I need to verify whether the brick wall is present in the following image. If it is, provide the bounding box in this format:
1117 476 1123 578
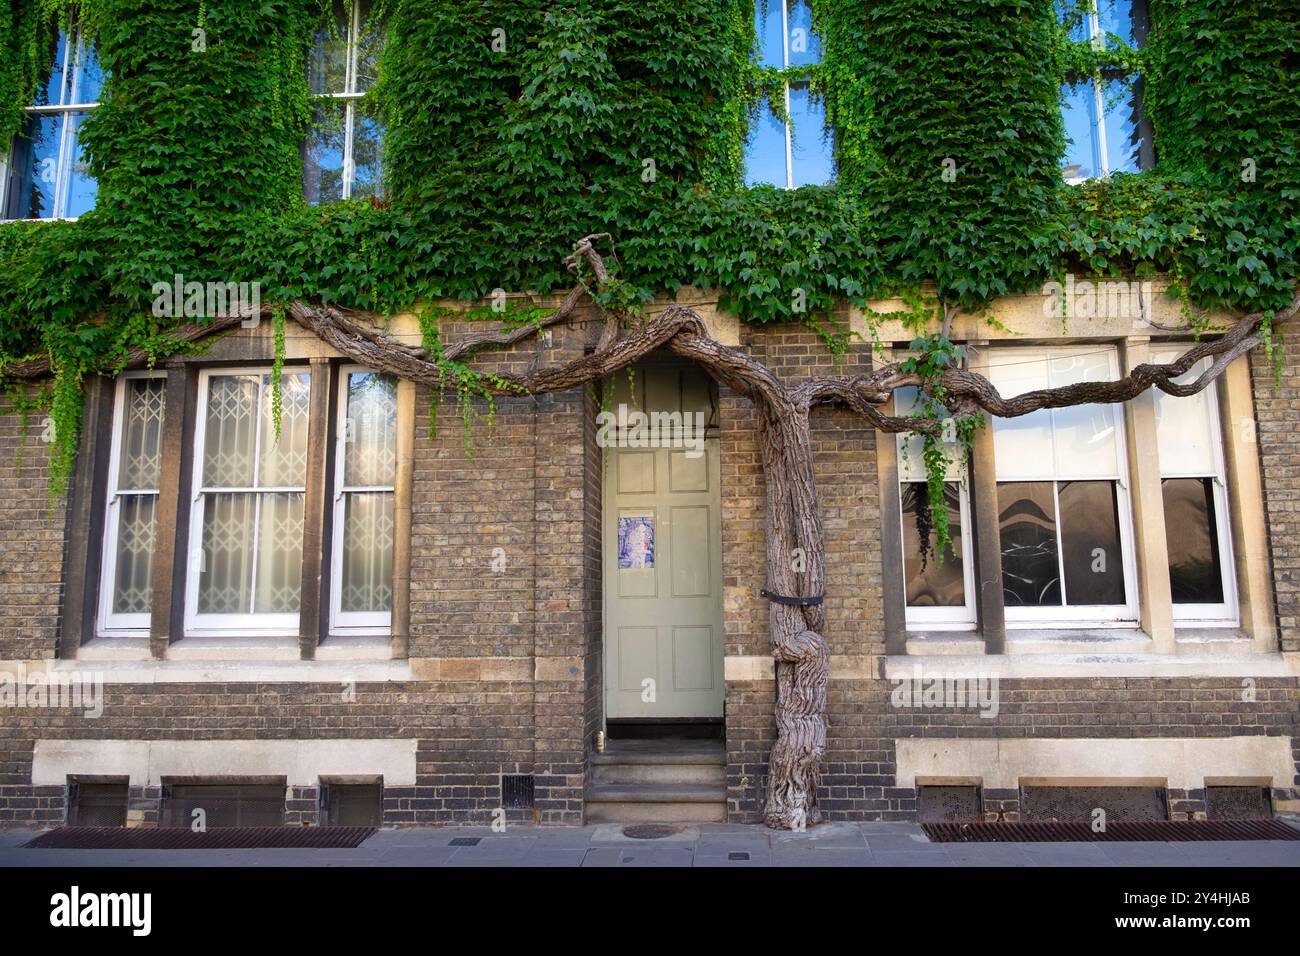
0 393 67 662
1251 347 1298 653
0 321 1296 828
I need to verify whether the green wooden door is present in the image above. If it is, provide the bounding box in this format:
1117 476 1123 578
603 367 723 719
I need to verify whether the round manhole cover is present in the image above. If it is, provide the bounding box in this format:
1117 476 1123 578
622 824 684 840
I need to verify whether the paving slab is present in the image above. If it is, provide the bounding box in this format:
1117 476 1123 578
864 832 943 853
693 847 773 867
1015 842 1115 867
772 847 874 867
769 822 867 849
870 850 956 867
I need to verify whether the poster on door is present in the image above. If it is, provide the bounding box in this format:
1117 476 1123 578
617 515 655 569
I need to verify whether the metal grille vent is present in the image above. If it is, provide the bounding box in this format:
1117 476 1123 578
24 827 375 850
502 774 535 809
923 820 1300 843
1022 786 1167 823
162 784 285 828
324 783 384 827
68 783 128 827
917 785 981 823
1206 786 1271 821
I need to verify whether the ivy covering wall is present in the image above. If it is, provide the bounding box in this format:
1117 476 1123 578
0 0 1296 491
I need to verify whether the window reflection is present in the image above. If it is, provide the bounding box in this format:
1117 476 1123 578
901 483 966 608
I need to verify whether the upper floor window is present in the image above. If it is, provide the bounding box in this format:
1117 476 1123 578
303 0 385 204
1152 349 1238 625
1 28 101 221
1059 0 1152 182
895 387 976 631
988 347 1139 626
744 1 833 188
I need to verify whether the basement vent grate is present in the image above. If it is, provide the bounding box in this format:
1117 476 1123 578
922 820 1300 843
449 837 481 847
502 774 535 809
1206 786 1271 821
23 826 375 850
917 785 981 823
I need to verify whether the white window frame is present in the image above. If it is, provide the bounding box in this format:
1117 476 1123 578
749 0 826 190
0 27 100 222
1061 2 1146 184
898 477 978 631
990 346 1141 628
894 388 978 630
1151 349 1239 627
97 371 165 637
184 367 308 637
308 0 374 202
329 365 395 636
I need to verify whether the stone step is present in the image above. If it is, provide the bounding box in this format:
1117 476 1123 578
590 761 726 786
584 783 727 824
590 740 726 766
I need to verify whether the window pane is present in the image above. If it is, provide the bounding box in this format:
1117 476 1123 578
198 492 256 613
302 101 346 205
901 482 965 608
1098 0 1148 48
354 0 384 93
308 0 351 95
989 354 1055 480
5 112 65 220
754 0 784 65
1058 480 1126 605
998 481 1061 607
202 376 259 487
254 492 304 613
32 31 68 108
258 372 311 487
785 0 821 66
1163 478 1224 604
344 372 397 486
69 38 103 104
1102 75 1142 174
895 386 964 481
112 495 156 614
118 378 165 490
341 492 394 613
1153 355 1217 475
1061 81 1100 182
788 83 832 187
63 110 97 218
744 104 787 187
351 111 385 200
1049 351 1119 477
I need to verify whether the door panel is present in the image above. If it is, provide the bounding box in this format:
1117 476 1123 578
604 370 723 719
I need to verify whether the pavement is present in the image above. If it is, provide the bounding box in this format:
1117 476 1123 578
2 821 1299 867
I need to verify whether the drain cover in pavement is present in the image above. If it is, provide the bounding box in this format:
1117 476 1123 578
448 837 482 847
622 824 684 840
